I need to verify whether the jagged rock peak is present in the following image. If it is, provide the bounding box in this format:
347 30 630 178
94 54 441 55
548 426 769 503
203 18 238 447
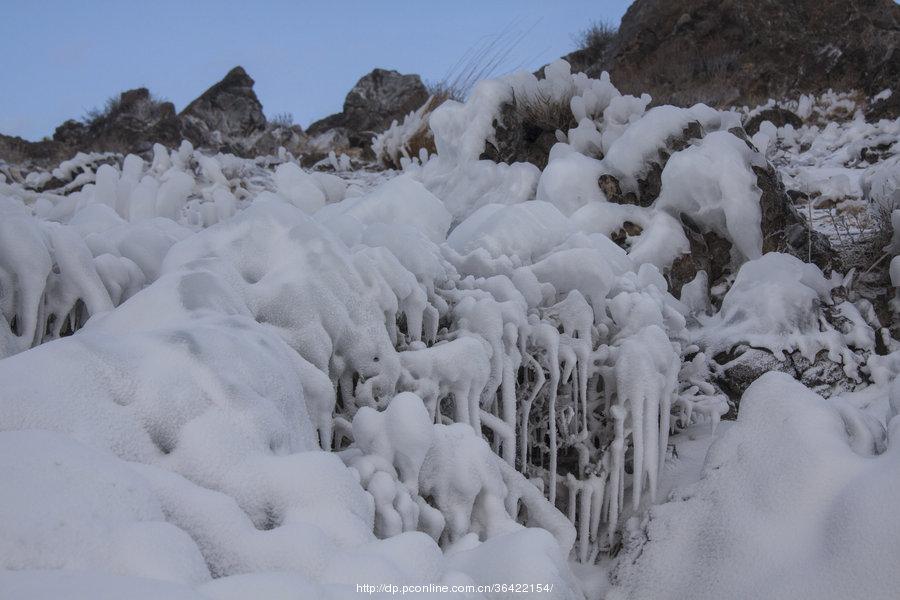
179 65 267 147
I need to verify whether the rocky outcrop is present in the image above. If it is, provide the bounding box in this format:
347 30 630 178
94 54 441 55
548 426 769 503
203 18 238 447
0 65 436 166
307 69 429 150
744 136 836 269
1 88 181 167
80 87 182 153
179 66 267 153
0 135 67 169
566 0 900 116
662 127 837 295
0 67 293 165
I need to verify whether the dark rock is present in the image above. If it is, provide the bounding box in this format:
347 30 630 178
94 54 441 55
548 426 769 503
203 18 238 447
52 120 87 146
717 344 865 408
667 214 733 297
744 107 803 135
83 87 181 154
307 69 429 150
179 66 267 151
715 345 795 403
610 221 645 248
753 159 836 271
789 350 855 397
251 124 306 157
630 121 703 207
636 162 663 206
480 101 572 169
865 91 900 121
0 134 67 168
599 174 627 202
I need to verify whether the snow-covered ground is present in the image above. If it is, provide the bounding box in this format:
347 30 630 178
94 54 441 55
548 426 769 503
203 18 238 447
1 61 898 599
746 91 899 255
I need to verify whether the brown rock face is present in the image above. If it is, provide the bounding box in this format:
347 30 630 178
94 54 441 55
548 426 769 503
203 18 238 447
566 0 900 114
0 135 67 168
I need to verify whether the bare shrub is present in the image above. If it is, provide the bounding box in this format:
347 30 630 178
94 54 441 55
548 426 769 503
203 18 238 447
572 20 618 56
430 18 536 101
82 96 122 126
270 112 295 127
82 91 171 128
513 86 577 134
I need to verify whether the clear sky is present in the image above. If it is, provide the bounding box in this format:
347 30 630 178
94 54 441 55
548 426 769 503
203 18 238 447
0 0 632 141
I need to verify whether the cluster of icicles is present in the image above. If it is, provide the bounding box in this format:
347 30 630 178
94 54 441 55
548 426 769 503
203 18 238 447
339 238 729 560
1 152 728 563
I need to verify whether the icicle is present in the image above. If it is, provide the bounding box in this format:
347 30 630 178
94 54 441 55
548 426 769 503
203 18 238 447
577 476 594 563
607 404 626 543
588 470 607 544
566 474 579 523
643 374 660 504
480 410 514 459
520 353 546 471
625 376 646 510
657 355 679 490
500 355 517 465
547 353 560 505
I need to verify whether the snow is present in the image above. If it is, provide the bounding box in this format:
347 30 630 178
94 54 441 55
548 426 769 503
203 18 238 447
609 373 900 600
656 130 765 261
601 104 735 194
737 90 900 252
698 253 873 376
1 59 899 599
536 147 606 216
447 201 574 259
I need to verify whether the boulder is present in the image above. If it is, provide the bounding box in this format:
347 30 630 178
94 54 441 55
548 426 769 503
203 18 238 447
715 345 795 408
668 215 732 297
307 69 429 149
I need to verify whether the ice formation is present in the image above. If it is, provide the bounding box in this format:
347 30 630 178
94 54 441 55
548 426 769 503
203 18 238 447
608 373 899 600
1 59 898 599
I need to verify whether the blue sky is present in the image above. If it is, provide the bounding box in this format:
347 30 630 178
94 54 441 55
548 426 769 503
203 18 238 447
0 1 631 141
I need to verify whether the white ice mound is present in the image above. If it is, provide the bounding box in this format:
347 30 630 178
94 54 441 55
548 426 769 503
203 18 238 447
447 201 574 260
699 253 874 369
609 372 898 600
655 130 765 261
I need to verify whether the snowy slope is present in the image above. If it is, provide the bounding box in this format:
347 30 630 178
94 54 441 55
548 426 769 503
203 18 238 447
1 60 899 599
